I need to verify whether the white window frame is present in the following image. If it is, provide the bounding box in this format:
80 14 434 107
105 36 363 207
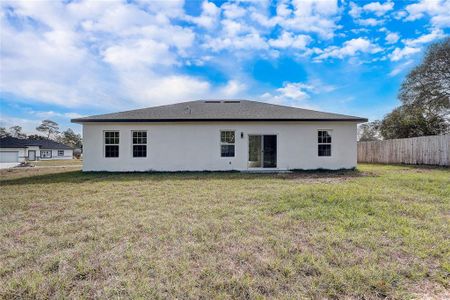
104 131 120 158
132 130 147 158
220 130 235 158
40 150 52 158
58 150 64 156
318 129 332 157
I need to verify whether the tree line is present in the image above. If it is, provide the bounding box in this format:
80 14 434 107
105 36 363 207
0 120 82 149
358 38 449 141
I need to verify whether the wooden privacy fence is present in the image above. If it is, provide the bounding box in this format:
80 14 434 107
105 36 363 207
357 134 450 166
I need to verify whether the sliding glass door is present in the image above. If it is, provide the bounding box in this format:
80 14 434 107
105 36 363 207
248 135 277 168
263 135 277 168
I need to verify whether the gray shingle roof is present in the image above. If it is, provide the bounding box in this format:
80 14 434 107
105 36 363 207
0 137 73 149
71 100 368 123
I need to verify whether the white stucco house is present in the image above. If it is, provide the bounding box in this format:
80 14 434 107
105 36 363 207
72 100 367 172
0 137 74 163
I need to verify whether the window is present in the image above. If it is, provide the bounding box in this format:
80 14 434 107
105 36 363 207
58 150 64 156
40 150 52 158
220 130 235 157
104 131 119 158
132 131 147 157
318 130 332 157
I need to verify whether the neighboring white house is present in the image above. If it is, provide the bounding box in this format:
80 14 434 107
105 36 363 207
0 137 74 163
72 100 368 172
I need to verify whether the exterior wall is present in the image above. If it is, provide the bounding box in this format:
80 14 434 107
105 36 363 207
0 148 27 162
82 122 358 172
38 149 73 160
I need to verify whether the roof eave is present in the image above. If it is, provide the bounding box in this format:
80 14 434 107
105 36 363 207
0 145 26 148
72 118 368 123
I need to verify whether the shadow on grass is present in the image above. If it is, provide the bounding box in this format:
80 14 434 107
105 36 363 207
0 168 368 186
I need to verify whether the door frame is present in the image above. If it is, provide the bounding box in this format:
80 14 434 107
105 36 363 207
28 150 36 161
247 134 278 169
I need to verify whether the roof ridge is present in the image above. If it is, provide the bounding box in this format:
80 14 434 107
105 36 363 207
241 99 363 119
80 100 201 119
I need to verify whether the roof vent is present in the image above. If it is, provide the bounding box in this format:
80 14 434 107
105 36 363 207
204 100 221 103
224 100 240 103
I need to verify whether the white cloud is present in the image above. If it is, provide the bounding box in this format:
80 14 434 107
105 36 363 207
405 0 441 20
201 6 272 53
80 2 196 51
0 115 42 134
308 79 337 93
222 2 246 19
385 32 400 44
187 0 220 29
349 2 362 18
389 47 421 61
362 1 394 17
315 38 382 60
27 110 84 120
77 2 156 33
221 19 248 36
431 13 450 28
250 0 341 39
350 28 370 34
350 1 394 17
263 79 336 106
276 1 291 18
135 0 185 19
282 0 340 39
387 29 446 63
204 31 268 52
277 82 314 100
404 29 446 47
389 60 414 76
268 31 312 49
64 112 85 119
219 80 247 97
388 29 446 62
115 72 211 106
349 1 393 27
393 10 407 20
103 40 175 69
357 18 383 26
405 0 450 27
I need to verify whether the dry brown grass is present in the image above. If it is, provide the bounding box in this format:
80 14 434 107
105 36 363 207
32 159 83 167
0 163 449 299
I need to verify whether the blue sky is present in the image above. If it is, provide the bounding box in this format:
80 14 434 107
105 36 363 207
0 0 449 134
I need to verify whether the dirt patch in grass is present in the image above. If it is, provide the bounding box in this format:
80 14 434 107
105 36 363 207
409 281 450 299
0 164 449 298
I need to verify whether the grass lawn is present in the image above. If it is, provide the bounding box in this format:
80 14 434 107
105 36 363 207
31 159 83 167
0 163 449 299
